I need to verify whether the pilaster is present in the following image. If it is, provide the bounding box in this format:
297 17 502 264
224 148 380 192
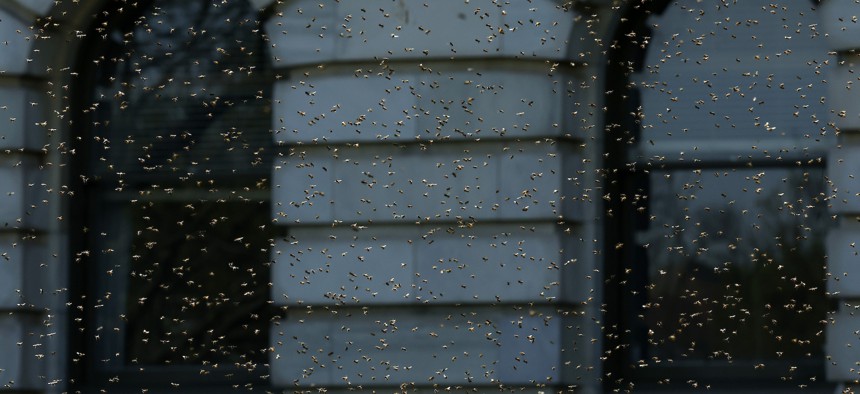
266 0 595 390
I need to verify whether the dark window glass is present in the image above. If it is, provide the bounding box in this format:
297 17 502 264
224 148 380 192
636 168 828 361
76 0 273 389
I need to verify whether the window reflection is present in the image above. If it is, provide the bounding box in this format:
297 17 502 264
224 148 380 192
82 0 274 378
633 168 829 364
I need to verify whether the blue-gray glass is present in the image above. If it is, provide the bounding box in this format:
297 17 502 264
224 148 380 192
634 168 829 365
86 0 273 370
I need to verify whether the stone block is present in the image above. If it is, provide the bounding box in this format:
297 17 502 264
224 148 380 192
271 225 413 305
411 223 576 304
826 303 860 381
273 63 577 144
0 232 46 309
0 11 32 75
272 141 584 225
264 0 337 67
0 314 41 390
248 0 275 10
333 0 500 60
0 155 48 230
413 64 575 141
0 85 47 151
499 0 577 60
270 305 583 387
272 71 419 143
11 0 53 16
828 145 860 215
829 54 860 131
265 0 579 67
827 226 860 297
271 150 335 224
396 143 498 223
271 222 588 306
496 141 584 220
821 0 860 52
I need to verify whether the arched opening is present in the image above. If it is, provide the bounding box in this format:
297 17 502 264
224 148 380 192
602 1 834 391
68 1 275 390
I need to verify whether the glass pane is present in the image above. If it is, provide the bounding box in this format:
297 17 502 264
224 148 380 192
632 167 830 365
123 200 272 366
90 0 272 180
83 0 274 376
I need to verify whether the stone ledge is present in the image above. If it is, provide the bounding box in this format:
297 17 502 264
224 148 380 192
271 221 589 306
272 140 586 224
0 83 48 151
828 145 860 215
273 61 580 144
826 302 860 381
7 0 52 17
821 0 860 52
0 232 47 310
0 314 42 390
269 305 586 387
0 155 48 231
265 0 578 67
829 53 860 132
0 9 34 76
826 223 860 297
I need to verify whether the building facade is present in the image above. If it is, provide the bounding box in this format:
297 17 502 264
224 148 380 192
0 0 857 392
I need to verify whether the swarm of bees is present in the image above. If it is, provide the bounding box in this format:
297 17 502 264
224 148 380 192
0 0 855 392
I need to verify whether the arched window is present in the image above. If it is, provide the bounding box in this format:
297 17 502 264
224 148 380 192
71 1 274 390
603 1 834 390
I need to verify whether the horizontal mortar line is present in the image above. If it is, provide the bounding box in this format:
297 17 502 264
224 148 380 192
628 157 828 170
270 300 589 313
0 150 51 159
273 218 583 230
0 306 46 316
0 227 47 236
276 55 582 75
0 72 50 85
836 49 860 60
274 383 579 388
273 135 587 149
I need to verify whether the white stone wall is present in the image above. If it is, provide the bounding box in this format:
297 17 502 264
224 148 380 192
19 0 855 391
265 0 598 390
0 1 52 390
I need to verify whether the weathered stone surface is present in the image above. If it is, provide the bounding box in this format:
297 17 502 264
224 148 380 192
270 305 583 387
828 145 860 214
826 302 860 381
265 0 578 67
271 222 588 306
821 0 860 52
0 155 48 230
248 0 275 10
273 68 419 143
0 314 40 389
826 225 860 297
0 85 47 151
273 63 577 144
0 10 32 75
10 0 53 16
0 232 46 309
272 140 584 224
829 54 860 131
